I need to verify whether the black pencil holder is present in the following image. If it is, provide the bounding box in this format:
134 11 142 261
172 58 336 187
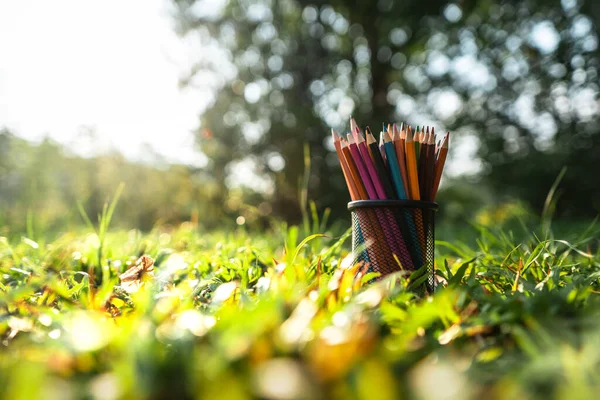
348 200 439 293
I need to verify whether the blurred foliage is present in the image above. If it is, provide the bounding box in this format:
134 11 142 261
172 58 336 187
1 129 592 237
170 0 600 221
1 206 600 399
0 130 238 235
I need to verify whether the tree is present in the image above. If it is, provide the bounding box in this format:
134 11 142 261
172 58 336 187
171 0 600 221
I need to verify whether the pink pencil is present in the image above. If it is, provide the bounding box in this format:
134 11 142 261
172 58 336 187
350 118 359 136
355 130 387 200
346 134 377 199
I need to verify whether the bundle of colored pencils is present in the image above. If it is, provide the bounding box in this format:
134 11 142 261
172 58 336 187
332 119 449 203
332 119 449 274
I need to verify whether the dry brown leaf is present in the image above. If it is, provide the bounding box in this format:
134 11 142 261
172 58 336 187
119 255 155 293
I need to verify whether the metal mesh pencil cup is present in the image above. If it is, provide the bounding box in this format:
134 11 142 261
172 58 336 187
348 200 439 292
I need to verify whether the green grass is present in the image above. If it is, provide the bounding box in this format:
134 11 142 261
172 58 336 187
1 214 600 400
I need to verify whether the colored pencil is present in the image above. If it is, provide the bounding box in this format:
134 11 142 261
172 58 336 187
378 132 387 164
418 128 427 197
340 138 368 200
357 129 412 268
419 127 428 164
366 129 396 199
332 130 358 200
330 119 450 275
347 134 377 200
355 130 387 200
425 128 436 201
392 124 410 198
414 126 421 163
347 132 398 268
404 127 421 201
432 132 449 200
382 131 408 200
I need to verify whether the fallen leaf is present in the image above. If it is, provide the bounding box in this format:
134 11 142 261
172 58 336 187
119 255 155 293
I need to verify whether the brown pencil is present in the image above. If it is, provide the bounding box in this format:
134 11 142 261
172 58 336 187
432 132 449 200
419 127 428 163
418 128 429 198
425 129 436 201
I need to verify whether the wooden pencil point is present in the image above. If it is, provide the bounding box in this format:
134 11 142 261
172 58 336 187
334 119 448 203
331 129 340 142
383 130 392 142
366 131 377 145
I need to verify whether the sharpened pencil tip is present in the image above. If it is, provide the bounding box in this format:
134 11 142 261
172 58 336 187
383 130 392 142
366 131 377 145
331 129 339 142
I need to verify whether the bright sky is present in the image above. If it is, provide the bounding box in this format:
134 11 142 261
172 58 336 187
0 0 208 166
0 0 499 180
1 1 583 181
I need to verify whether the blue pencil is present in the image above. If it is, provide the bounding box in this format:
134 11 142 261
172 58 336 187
382 131 408 200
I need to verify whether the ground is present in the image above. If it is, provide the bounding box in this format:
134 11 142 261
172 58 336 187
1 218 599 399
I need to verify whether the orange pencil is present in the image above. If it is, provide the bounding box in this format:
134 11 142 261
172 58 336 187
404 127 420 200
341 138 368 200
392 123 409 198
332 130 358 200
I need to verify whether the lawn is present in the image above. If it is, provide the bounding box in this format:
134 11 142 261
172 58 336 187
1 213 599 399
